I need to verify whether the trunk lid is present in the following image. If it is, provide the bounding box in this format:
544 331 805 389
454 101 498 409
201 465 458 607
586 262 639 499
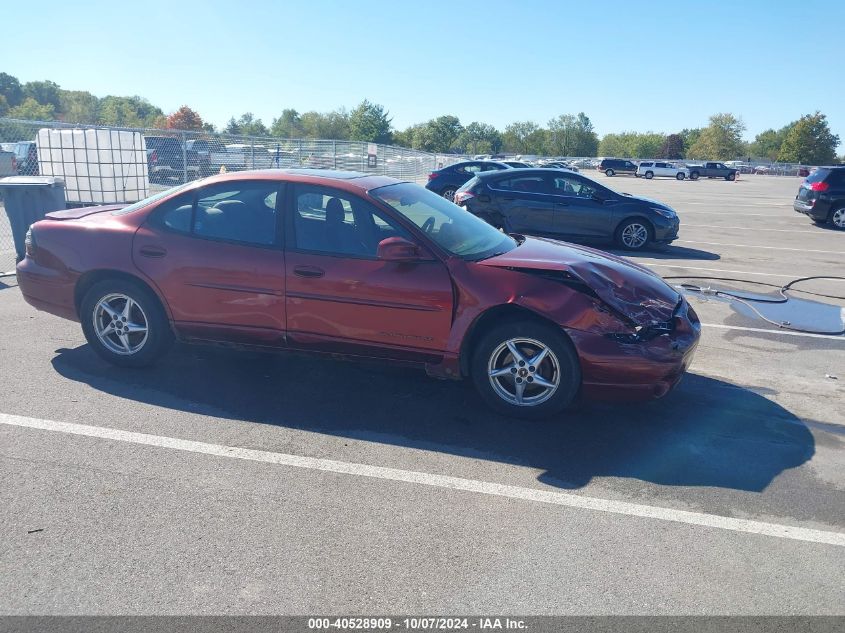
45 204 127 220
478 236 680 325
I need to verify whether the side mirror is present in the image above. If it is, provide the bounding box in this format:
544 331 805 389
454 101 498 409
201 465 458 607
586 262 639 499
377 237 428 262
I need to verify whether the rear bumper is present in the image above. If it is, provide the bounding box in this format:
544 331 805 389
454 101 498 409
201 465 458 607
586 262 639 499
15 256 79 321
568 300 701 402
793 199 828 221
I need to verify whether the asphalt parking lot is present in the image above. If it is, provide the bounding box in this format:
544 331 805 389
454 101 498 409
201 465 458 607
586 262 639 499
0 174 843 615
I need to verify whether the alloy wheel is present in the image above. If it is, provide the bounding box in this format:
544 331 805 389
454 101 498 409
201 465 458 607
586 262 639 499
621 223 649 249
93 293 149 355
442 188 456 202
487 337 561 407
831 208 845 229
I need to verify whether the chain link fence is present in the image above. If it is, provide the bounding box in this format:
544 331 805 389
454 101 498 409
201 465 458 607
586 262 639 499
0 117 467 273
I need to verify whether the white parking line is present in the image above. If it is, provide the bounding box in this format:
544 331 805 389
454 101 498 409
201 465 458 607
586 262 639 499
677 240 841 254
1 413 843 547
701 323 845 341
638 263 800 279
683 224 823 234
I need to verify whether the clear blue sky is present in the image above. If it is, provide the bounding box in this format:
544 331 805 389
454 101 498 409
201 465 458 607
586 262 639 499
4 0 843 145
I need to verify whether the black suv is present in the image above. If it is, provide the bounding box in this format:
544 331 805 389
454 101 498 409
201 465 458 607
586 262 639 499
598 158 638 177
794 166 845 229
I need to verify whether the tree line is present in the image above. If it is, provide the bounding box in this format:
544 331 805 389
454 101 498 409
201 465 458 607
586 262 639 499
0 72 840 164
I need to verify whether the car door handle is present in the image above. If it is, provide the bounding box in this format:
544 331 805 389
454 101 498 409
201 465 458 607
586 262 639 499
293 266 325 278
138 245 167 258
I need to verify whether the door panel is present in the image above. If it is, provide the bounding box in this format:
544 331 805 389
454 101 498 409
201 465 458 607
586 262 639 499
547 175 612 237
489 174 557 235
284 184 453 361
133 183 286 345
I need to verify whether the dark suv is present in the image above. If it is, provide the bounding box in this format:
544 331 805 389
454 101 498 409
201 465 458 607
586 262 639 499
598 158 638 177
794 166 845 229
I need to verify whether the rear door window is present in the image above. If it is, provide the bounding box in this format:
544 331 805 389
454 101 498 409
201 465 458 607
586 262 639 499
489 174 548 194
805 168 831 184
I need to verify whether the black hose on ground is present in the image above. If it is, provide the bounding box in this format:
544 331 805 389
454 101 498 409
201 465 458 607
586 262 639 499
663 275 845 336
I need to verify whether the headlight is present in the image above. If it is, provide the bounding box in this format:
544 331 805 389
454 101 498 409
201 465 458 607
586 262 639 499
651 207 677 220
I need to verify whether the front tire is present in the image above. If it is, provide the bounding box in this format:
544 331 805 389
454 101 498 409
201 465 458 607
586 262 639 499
676 172 685 180
726 173 736 181
615 218 653 250
644 171 654 179
471 320 580 419
80 279 172 367
441 187 457 202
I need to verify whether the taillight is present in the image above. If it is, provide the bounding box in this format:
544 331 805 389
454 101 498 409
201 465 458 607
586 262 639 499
427 172 438 180
808 181 829 192
150 150 158 165
11 156 17 172
453 191 475 205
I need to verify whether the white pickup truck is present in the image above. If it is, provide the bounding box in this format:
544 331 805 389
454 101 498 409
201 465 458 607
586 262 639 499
636 161 691 180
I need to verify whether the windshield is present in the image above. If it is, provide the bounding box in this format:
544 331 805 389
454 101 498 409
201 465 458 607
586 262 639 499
370 182 517 261
111 182 195 215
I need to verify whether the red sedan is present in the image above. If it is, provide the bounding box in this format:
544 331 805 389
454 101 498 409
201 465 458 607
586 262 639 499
16 170 700 418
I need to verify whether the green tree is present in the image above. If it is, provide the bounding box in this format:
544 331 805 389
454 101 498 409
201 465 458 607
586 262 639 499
7 97 56 120
679 128 702 154
348 100 392 143
547 113 598 156
226 112 268 136
23 80 62 111
299 109 350 139
454 121 502 154
98 96 163 127
598 133 630 157
271 109 303 138
777 112 839 165
503 121 543 154
0 72 23 108
687 113 746 160
410 115 463 152
59 90 99 123
0 94 8 116
658 133 685 159
749 126 790 161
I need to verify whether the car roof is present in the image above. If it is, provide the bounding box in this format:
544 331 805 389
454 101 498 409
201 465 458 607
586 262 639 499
474 167 584 179
182 168 403 192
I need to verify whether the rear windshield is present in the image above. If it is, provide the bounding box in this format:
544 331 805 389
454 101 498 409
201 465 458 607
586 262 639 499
805 168 830 183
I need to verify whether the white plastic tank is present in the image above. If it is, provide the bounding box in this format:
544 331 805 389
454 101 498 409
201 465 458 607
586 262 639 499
35 128 149 204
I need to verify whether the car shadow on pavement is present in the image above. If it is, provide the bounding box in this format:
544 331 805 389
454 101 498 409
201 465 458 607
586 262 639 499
606 245 721 261
51 343 815 498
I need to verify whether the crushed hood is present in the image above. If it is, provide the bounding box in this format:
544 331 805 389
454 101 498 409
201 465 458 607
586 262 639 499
478 236 680 325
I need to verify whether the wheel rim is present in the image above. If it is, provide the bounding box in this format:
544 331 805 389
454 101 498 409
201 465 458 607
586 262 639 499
833 209 845 228
487 337 560 407
93 293 149 355
621 223 648 248
443 188 456 201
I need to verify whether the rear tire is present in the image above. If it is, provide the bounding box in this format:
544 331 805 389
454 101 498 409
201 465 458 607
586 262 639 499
644 171 654 179
441 187 457 202
830 207 845 230
676 172 685 180
605 169 615 176
80 279 173 367
471 320 580 420
689 171 700 180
